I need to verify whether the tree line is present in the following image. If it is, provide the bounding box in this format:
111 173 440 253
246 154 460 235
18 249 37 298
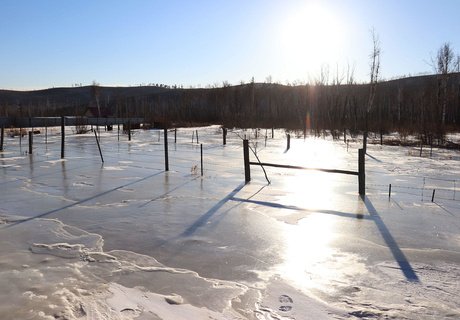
1 72 460 144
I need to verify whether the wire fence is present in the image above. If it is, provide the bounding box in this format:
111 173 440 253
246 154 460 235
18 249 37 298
368 176 459 203
2 126 458 207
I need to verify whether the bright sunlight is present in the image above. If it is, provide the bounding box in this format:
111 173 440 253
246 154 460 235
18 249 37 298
279 3 345 80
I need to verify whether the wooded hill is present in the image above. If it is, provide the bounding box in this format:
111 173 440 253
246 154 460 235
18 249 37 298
1 72 460 143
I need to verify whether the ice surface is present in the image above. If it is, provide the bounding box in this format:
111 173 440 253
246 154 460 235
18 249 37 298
1 127 459 319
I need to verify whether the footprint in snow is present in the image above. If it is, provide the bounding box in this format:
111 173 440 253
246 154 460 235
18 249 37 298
278 294 293 312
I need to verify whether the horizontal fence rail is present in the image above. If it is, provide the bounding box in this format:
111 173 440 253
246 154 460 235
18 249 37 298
248 162 359 176
243 139 365 195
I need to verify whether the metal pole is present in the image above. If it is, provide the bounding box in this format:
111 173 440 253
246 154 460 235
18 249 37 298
164 128 169 171
431 189 436 202
200 144 203 176
243 139 251 183
196 130 199 144
286 134 291 151
389 184 392 200
61 116 65 159
128 121 131 141
174 128 177 143
223 128 227 145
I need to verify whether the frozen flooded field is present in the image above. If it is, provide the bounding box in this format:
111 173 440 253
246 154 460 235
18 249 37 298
1 126 459 319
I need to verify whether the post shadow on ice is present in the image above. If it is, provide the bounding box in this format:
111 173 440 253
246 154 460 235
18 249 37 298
360 195 420 282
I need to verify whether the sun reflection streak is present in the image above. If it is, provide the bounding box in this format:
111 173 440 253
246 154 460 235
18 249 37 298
275 138 366 293
278 214 336 291
280 138 345 210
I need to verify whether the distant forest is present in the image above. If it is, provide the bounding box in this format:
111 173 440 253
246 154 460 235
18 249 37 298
1 72 460 145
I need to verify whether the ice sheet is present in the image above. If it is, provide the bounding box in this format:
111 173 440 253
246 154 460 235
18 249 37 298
1 127 459 319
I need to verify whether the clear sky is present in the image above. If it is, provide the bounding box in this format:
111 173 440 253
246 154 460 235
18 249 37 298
1 0 459 90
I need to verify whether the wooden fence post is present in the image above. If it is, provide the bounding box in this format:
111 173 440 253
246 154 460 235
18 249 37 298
243 139 251 183
164 128 169 171
196 130 199 144
286 134 291 151
222 128 227 145
272 127 274 139
28 131 33 154
0 126 4 151
94 131 104 163
61 116 65 159
358 148 365 196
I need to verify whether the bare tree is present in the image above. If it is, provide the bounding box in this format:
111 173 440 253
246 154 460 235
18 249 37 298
434 42 457 74
364 28 381 152
432 43 457 126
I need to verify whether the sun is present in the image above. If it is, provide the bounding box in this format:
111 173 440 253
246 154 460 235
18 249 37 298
279 3 345 79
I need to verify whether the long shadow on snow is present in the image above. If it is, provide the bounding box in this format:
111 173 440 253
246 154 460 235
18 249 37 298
361 195 420 282
230 197 372 221
2 171 165 229
233 194 419 282
180 183 245 237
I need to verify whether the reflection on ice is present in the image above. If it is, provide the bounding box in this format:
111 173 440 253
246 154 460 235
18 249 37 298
279 214 336 290
278 212 368 297
1 127 460 318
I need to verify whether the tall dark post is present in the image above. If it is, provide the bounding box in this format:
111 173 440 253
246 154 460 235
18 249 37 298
164 128 169 171
272 127 274 139
222 128 227 145
358 148 365 196
174 128 177 143
61 116 65 159
243 139 251 183
196 130 199 144
200 144 203 176
0 126 4 151
363 132 368 154
286 134 291 151
28 131 33 154
128 121 131 141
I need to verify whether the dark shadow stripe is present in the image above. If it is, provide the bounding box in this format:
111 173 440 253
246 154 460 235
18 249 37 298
230 197 372 220
180 183 245 237
3 171 165 228
362 195 419 282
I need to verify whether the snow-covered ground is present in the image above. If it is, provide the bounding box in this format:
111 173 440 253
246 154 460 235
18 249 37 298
0 126 459 319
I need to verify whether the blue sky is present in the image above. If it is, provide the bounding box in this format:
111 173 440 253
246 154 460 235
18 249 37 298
1 0 459 90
